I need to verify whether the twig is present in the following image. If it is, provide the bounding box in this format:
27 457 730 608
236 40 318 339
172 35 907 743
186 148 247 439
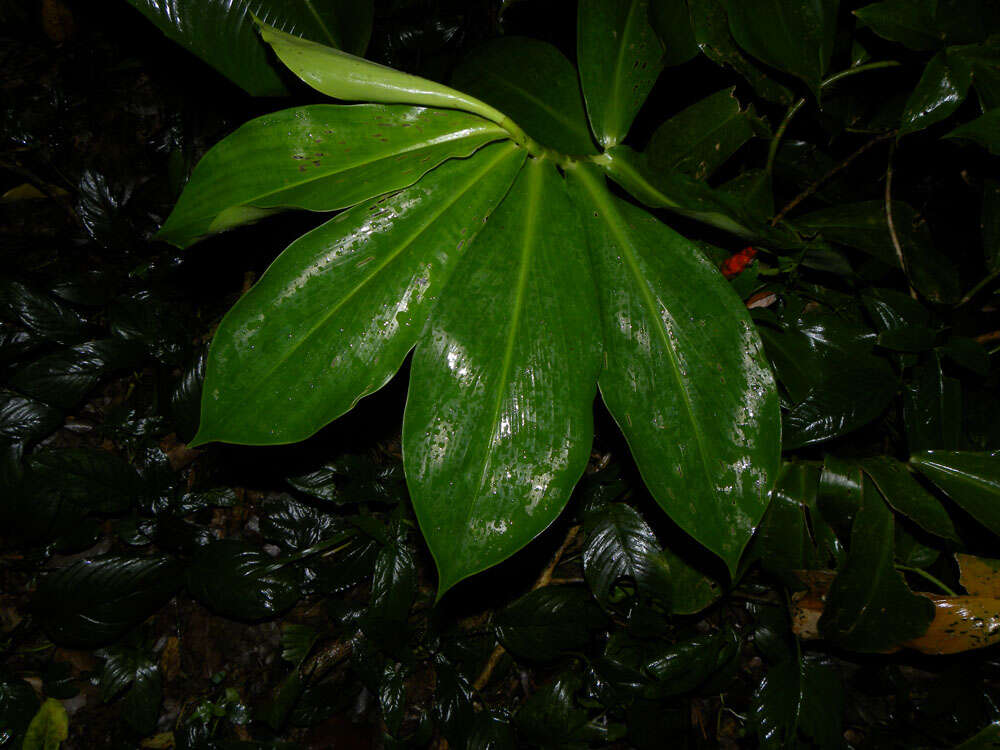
472 525 581 692
771 131 895 226
885 140 918 300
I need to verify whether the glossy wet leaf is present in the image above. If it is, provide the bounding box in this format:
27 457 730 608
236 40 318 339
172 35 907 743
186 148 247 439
0 678 39 746
642 628 739 697
569 164 780 576
854 0 990 50
646 88 766 180
910 451 1000 537
794 200 961 303
957 553 1000 597
660 544 723 615
187 539 301 620
157 104 508 248
862 456 958 541
403 158 600 594
577 0 664 149
945 107 1000 154
22 698 67 750
899 50 973 137
286 453 406 504
495 587 606 662
721 0 839 97
99 646 162 734
647 0 698 67
818 480 935 651
0 390 61 445
514 669 605 748
363 520 416 651
753 655 844 750
906 596 1000 654
452 37 598 155
0 279 87 345
28 447 143 514
688 0 794 105
33 556 183 647
193 142 524 447
259 495 351 551
582 501 672 607
258 22 505 123
125 0 374 96
904 352 962 452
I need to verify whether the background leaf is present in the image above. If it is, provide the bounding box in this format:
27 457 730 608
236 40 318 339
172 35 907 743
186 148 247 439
910 451 1000 537
187 540 301 620
496 587 606 662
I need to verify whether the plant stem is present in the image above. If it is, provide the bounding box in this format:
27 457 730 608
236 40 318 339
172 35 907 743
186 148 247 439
765 60 902 175
885 140 919 299
896 565 958 596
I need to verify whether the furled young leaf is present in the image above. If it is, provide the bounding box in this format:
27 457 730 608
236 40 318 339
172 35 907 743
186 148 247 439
721 0 839 98
192 142 524 447
861 456 959 541
582 501 673 607
156 104 508 248
910 451 1000 537
899 50 973 137
187 539 300 620
753 656 844 750
687 0 794 105
258 22 507 125
649 0 699 66
33 556 183 647
818 479 935 651
577 0 664 149
403 158 601 594
125 0 374 95
22 698 68 750
945 107 1000 154
495 587 606 662
646 88 766 180
568 164 780 576
794 200 961 303
452 37 598 155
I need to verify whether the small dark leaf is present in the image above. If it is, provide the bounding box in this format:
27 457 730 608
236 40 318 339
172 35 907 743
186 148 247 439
29 447 142 514
861 456 959 541
753 655 844 750
379 662 407 737
286 454 406 505
583 501 672 607
34 555 183 647
99 645 162 734
940 337 990 376
904 352 962 453
910 451 1000 537
854 0 992 50
363 521 416 652
818 480 935 651
0 278 87 344
468 712 517 750
259 495 352 552
945 107 1000 154
649 0 699 66
310 535 380 595
187 539 300 621
170 347 206 442
642 628 739 698
514 669 602 749
280 623 319 665
108 291 189 365
0 390 61 444
900 49 973 137
495 587 606 662
0 677 40 746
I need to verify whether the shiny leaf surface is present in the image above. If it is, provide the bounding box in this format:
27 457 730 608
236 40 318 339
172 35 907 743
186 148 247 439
192 142 524 447
904 352 962 452
910 451 1000 537
721 0 839 97
957 553 1000 597
403 158 600 594
753 655 844 750
125 0 374 95
854 0 990 50
451 37 598 155
577 0 664 149
495 587 606 662
22 699 67 750
945 107 1000 154
899 50 973 137
861 456 958 541
568 164 780 575
818 480 935 651
157 104 507 248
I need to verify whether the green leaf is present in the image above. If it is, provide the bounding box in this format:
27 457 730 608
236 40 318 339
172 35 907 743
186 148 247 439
514 669 602 749
33 556 182 647
646 88 767 180
983 179 1000 273
0 677 40 746
582 501 673 607
364 521 417 652
910 451 1000 537
258 22 506 124
577 0 664 149
854 0 991 51
876 325 937 352
660 544 723 615
818 479 935 651
22 698 68 750
9 340 142 409
648 0 699 67
0 390 61 445
940 336 990 376
157 104 508 249
641 628 740 697
192 141 524 447
862 456 959 541
260 496 351 551
0 279 87 345
904 352 962 452
899 50 973 137
495 587 606 662
99 646 162 734
452 37 598 155
28 447 142 514
286 454 406 504
125 0 374 95
753 656 844 750
954 722 1000 749
794 200 961 303
818 454 863 534
945 107 1000 154
688 0 795 105
187 539 301 620
721 0 839 98
403 158 600 594
568 164 781 576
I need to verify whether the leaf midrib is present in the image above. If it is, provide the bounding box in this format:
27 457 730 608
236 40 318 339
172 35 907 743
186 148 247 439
479 69 591 148
605 0 643 144
211 144 519 429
